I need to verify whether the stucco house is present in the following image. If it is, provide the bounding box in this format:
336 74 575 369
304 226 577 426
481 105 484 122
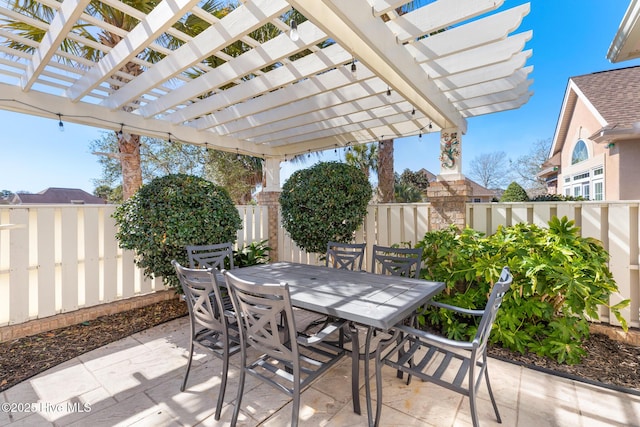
538 66 640 200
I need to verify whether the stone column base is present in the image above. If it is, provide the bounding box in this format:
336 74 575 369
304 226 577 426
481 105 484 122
426 180 471 230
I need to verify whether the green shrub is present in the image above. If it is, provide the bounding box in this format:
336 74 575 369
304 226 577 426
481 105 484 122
280 161 372 254
234 239 271 267
500 181 529 202
113 174 242 289
416 217 629 364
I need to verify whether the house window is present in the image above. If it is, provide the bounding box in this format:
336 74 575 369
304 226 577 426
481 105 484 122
571 140 589 164
594 181 603 200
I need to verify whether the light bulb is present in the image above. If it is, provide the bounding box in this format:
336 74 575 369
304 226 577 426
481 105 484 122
290 20 299 42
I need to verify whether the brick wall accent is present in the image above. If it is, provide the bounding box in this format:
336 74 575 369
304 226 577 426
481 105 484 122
0 290 178 343
426 179 471 230
257 190 281 261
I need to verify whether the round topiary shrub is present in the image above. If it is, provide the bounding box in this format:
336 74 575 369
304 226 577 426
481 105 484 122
500 181 529 202
113 173 242 289
280 161 372 254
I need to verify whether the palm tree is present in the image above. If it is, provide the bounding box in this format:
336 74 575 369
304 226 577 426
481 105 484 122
345 142 377 179
1 0 231 199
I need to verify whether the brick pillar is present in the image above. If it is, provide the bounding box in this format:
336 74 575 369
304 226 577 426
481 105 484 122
257 190 280 261
426 179 471 231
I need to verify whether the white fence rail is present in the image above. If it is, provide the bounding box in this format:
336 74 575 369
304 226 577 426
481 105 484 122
2 201 639 329
0 204 267 327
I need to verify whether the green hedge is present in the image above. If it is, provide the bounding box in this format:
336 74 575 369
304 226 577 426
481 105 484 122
280 161 372 254
113 174 242 290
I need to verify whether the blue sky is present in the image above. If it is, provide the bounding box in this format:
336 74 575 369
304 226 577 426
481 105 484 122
2 0 640 194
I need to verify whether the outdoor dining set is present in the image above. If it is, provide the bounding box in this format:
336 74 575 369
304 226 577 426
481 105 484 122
172 241 513 427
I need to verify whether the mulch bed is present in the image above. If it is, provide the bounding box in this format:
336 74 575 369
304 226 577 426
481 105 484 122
0 298 188 392
1 298 639 394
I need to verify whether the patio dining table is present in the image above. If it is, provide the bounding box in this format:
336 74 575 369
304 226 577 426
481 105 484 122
227 261 445 425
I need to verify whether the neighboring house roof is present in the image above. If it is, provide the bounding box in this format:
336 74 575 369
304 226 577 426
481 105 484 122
550 66 640 157
13 188 106 204
418 169 497 198
573 66 640 128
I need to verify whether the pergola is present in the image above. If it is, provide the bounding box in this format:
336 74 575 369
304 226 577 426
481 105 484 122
0 0 533 165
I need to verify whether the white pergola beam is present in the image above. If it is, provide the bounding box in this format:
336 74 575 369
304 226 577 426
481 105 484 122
389 0 504 44
289 0 467 132
170 43 352 125
66 0 201 101
21 0 91 91
102 0 291 110
139 20 328 118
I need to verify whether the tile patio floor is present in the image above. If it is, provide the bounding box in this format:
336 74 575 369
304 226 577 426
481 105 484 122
2 312 640 427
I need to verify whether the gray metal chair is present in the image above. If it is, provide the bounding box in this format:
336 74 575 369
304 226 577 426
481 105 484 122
186 242 234 270
186 242 235 311
172 260 240 421
223 270 348 427
326 241 366 271
372 267 513 427
371 244 423 278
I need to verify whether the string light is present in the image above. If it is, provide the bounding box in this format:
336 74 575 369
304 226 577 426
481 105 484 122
57 114 64 132
350 58 357 77
429 122 433 129
289 20 299 41
168 132 172 143
386 86 391 96
117 123 124 139
411 108 416 116
236 148 241 160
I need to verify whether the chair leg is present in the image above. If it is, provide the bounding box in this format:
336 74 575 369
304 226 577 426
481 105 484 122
215 344 230 420
292 383 300 427
181 336 195 392
484 366 502 423
231 352 246 427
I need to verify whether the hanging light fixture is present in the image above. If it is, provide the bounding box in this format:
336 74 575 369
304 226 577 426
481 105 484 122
57 114 64 132
117 124 124 140
386 86 391 96
350 58 357 77
236 148 241 160
428 122 433 129
289 20 299 41
168 132 172 143
411 108 416 116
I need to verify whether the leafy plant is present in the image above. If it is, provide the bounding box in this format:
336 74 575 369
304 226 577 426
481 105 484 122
279 161 372 254
416 217 629 364
234 240 271 267
113 174 242 289
500 181 529 202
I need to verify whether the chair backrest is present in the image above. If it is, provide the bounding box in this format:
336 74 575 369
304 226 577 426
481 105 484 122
371 245 423 278
473 267 513 354
186 242 234 270
172 260 228 333
224 270 298 363
326 241 366 271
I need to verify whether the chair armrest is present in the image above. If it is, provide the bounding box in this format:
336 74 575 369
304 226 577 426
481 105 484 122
394 323 475 351
428 301 485 317
298 319 347 346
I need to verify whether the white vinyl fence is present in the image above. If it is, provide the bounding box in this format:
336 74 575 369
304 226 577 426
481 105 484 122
0 204 266 327
2 201 639 329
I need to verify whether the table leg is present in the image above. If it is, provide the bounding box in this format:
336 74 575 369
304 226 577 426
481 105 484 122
348 322 361 415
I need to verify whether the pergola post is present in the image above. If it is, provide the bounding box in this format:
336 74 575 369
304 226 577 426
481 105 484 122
427 128 470 230
257 157 282 261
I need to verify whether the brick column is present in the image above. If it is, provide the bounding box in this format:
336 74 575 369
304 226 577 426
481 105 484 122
257 190 281 261
259 157 282 261
427 179 471 231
